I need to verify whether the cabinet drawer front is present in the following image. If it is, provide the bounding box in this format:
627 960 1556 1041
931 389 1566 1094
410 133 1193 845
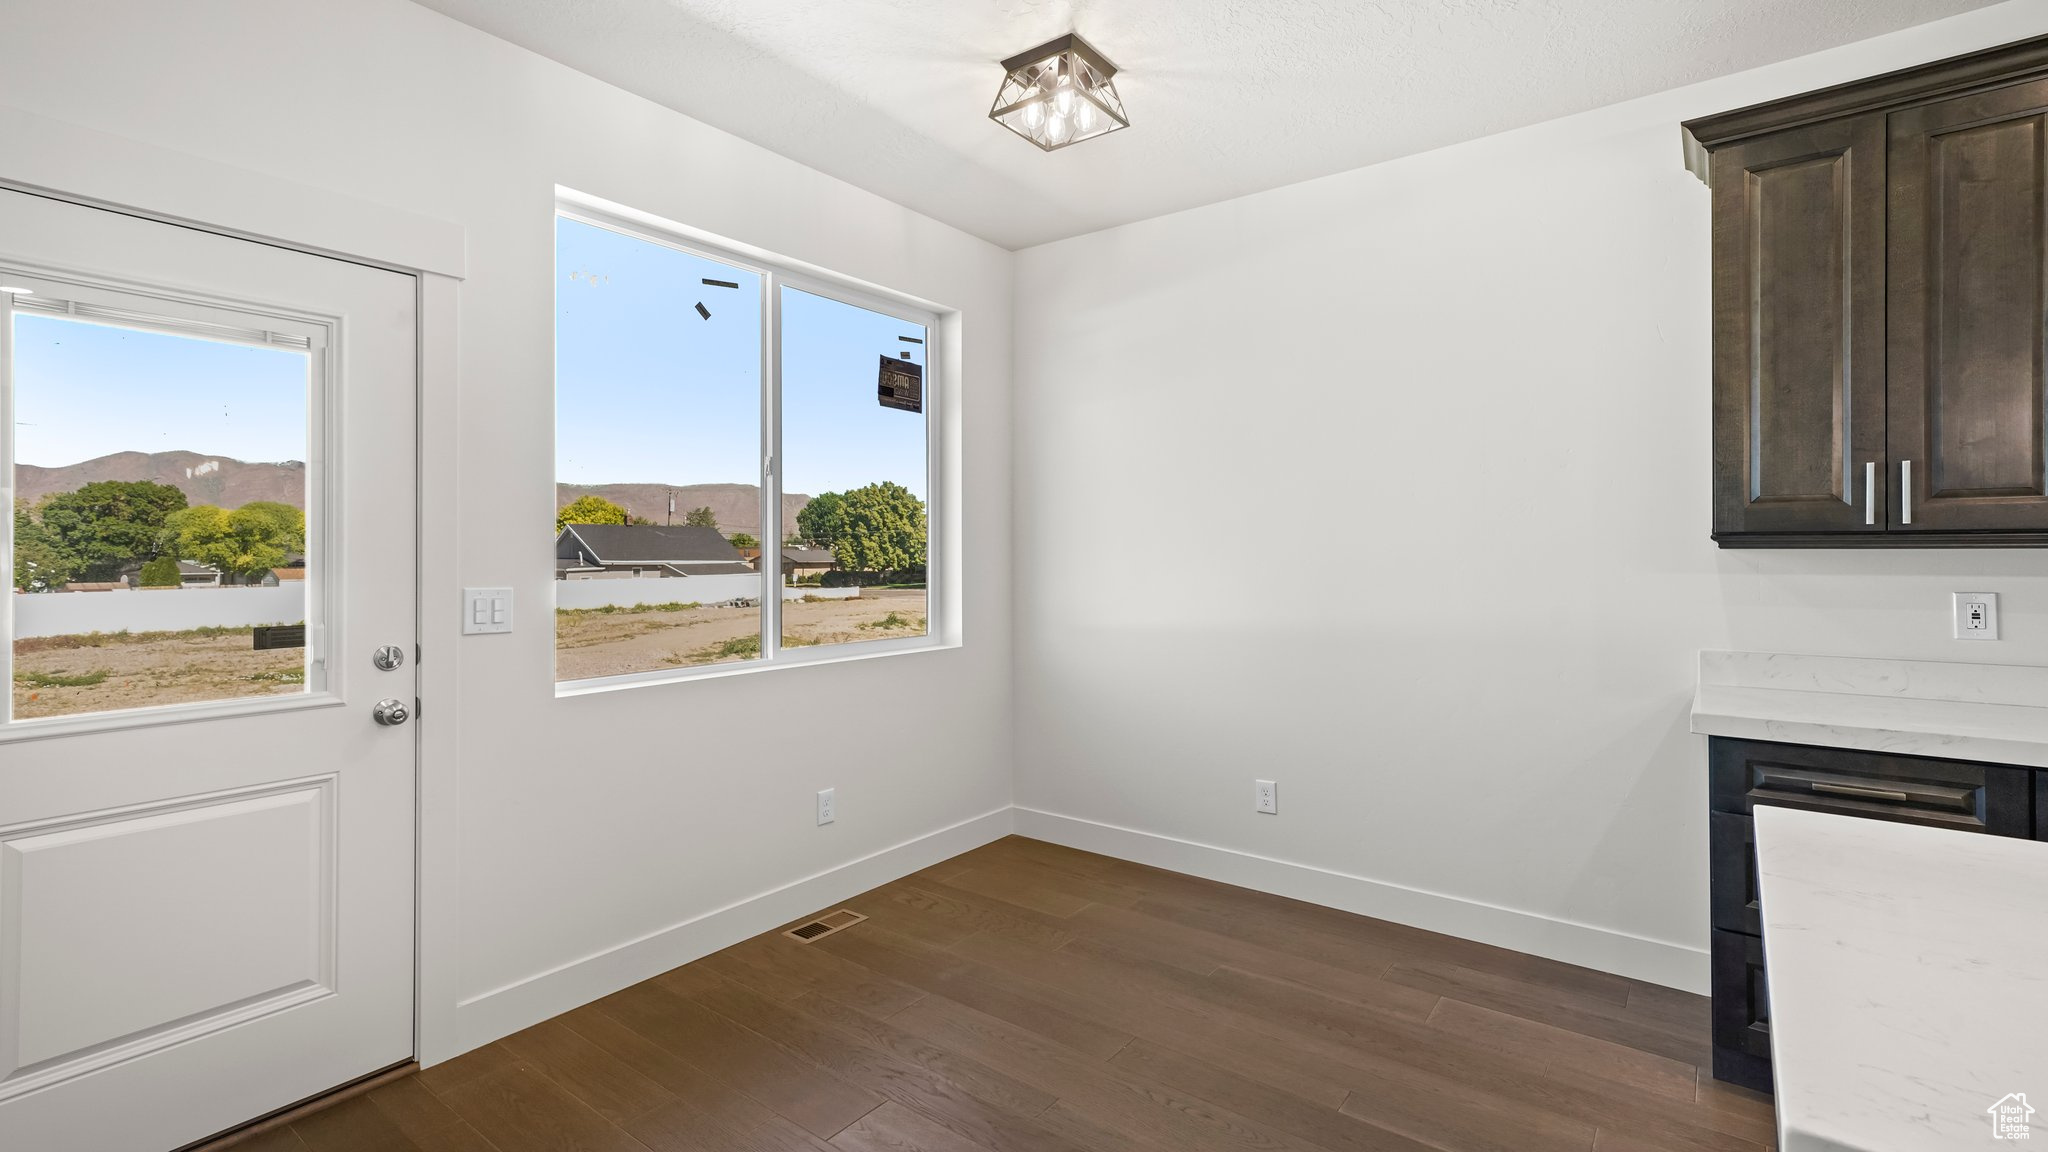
1708 737 2032 836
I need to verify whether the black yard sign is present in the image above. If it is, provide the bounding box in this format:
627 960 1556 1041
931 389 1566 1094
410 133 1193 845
878 355 922 414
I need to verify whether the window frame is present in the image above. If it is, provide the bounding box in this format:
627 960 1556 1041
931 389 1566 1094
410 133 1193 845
553 200 947 695
0 265 341 738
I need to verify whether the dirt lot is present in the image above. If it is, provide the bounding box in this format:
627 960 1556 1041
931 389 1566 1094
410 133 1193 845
9 590 930 715
555 588 928 680
13 627 305 719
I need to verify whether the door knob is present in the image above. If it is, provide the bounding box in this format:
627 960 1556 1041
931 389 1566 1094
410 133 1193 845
373 698 411 727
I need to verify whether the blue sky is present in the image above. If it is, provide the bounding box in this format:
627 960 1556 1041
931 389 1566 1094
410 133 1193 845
557 216 926 500
11 313 308 468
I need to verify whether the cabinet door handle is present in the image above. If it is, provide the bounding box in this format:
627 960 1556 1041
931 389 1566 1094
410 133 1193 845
1865 462 1876 525
1812 780 1911 803
1901 459 1913 525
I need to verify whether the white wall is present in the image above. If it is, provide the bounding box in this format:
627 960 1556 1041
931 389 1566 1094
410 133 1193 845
0 0 1012 1054
1012 2 2048 991
13 586 305 639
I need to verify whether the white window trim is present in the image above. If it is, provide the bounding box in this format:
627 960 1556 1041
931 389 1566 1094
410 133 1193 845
552 194 951 695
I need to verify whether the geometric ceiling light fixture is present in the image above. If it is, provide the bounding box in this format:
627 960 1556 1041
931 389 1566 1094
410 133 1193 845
989 32 1128 151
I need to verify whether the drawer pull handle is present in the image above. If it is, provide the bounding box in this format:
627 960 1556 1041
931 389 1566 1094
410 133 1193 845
1811 781 1911 803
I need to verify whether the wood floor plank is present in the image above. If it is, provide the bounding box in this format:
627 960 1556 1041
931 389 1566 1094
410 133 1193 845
292 1094 438 1152
696 933 927 1017
892 993 1346 1152
886 880 1080 950
358 1076 471 1139
499 1017 679 1125
831 1100 1003 1152
562 1004 837 1151
942 865 1099 918
1107 1038 1437 1152
816 924 1134 1059
1385 958 1709 1066
684 977 1084 1152
430 1063 645 1152
1424 998 1698 1105
791 991 1061 1120
596 979 885 1139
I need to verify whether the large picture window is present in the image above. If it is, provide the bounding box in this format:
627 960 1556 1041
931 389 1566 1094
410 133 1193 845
554 205 940 688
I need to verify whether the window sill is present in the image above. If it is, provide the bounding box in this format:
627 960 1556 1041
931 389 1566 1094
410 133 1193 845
553 634 958 699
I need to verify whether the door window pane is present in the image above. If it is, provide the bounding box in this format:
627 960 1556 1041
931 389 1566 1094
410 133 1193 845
554 216 765 681
10 311 312 721
779 286 929 652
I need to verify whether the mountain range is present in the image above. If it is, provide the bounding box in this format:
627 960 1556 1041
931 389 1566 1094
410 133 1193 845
17 451 308 510
556 482 810 541
17 452 813 541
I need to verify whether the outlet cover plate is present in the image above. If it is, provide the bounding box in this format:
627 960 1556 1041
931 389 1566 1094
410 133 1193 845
817 787 836 825
1954 592 2000 641
1255 779 1278 815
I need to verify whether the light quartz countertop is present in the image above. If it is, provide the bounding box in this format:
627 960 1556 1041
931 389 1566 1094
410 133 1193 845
1691 651 2048 766
1755 805 2048 1150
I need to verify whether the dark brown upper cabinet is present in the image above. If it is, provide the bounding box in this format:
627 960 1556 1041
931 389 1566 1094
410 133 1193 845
1687 36 2048 547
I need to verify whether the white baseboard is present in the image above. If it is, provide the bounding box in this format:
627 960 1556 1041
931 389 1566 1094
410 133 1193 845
447 806 1015 1057
1013 807 1708 994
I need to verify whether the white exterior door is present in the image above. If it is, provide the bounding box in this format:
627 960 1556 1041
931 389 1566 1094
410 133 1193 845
0 189 416 1150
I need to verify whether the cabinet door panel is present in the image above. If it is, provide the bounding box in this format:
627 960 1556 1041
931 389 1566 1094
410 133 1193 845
1890 80 2048 531
1712 116 1887 539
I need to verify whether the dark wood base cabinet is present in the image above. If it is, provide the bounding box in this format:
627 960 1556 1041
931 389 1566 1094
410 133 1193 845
1706 737 2035 1093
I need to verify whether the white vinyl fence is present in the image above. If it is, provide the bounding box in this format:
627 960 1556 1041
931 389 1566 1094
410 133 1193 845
13 585 306 639
556 574 763 610
554 575 859 610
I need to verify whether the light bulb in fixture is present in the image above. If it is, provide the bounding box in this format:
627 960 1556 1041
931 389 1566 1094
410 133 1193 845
1076 98 1097 133
1023 95 1045 128
1045 113 1071 144
1053 71 1076 116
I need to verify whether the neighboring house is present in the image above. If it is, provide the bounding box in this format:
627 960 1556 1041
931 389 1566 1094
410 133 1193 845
272 554 308 582
116 560 224 589
555 523 756 579
751 547 837 582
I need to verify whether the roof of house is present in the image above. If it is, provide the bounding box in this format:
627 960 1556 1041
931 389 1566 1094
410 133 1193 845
557 523 745 566
783 548 836 567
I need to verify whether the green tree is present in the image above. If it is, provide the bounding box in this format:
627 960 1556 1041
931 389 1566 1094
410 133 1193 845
35 480 188 581
795 491 846 549
162 502 306 583
138 554 183 587
831 482 927 575
12 499 75 591
726 532 759 550
683 506 719 529
556 494 628 532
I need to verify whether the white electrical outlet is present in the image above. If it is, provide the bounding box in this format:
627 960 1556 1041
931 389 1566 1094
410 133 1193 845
1255 779 1278 815
1954 592 2000 640
816 787 836 825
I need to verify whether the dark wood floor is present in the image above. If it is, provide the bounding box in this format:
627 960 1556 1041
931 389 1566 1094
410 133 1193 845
234 835 1775 1152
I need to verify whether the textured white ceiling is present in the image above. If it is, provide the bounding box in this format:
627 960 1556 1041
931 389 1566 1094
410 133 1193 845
415 0 1997 249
